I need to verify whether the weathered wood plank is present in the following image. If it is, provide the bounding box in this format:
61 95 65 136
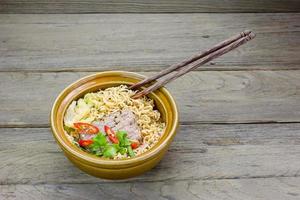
0 14 299 71
1 177 300 200
1 71 300 126
0 123 300 184
1 0 300 13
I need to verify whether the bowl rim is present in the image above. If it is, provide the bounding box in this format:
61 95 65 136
50 71 178 167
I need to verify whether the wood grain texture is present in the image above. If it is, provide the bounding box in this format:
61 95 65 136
1 0 300 13
1 71 300 126
1 177 300 200
0 14 299 72
0 123 300 184
0 124 300 185
1 12 300 199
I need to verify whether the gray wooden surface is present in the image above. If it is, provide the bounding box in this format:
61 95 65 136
1 71 300 127
1 0 300 13
1 14 299 72
1 177 300 200
0 5 300 200
1 124 300 184
1 124 300 199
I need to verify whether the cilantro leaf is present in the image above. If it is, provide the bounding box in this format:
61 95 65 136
89 132 108 155
119 147 127 155
92 133 107 146
112 143 120 151
117 130 127 139
127 146 135 157
85 131 135 158
90 144 101 152
117 131 131 147
103 145 118 158
95 150 103 156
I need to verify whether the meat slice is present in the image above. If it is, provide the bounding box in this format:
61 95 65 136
113 109 141 141
91 109 142 142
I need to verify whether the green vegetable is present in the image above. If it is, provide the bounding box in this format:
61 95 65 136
112 143 120 151
117 131 131 147
92 133 107 146
63 125 75 134
91 145 102 153
84 131 136 158
95 150 103 156
119 147 127 155
127 146 135 157
90 133 107 155
103 145 118 158
117 130 135 157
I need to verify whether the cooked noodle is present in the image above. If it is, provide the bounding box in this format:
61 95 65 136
65 85 165 158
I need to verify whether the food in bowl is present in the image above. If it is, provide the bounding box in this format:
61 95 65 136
63 85 165 159
51 71 178 179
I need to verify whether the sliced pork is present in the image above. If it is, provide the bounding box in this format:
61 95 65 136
84 109 141 142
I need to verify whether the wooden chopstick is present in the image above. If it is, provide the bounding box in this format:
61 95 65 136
130 30 252 90
131 31 256 99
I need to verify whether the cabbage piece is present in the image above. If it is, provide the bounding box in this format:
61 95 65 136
84 93 94 105
64 99 93 128
75 99 90 116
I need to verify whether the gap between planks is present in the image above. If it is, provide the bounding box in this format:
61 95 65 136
1 1 300 13
2 121 300 128
1 175 300 186
1 66 300 73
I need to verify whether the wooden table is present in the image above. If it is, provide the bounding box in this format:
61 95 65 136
0 1 300 199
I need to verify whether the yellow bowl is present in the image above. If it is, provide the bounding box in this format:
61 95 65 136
50 71 179 179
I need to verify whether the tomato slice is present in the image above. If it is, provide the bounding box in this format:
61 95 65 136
104 125 119 144
78 139 93 147
74 122 99 134
131 141 140 149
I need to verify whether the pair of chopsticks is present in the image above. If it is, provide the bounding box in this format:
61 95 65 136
130 30 255 99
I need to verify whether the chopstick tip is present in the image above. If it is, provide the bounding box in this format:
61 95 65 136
243 30 252 35
131 93 141 99
248 32 256 40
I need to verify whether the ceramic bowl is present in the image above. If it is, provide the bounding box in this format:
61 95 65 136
50 71 178 179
